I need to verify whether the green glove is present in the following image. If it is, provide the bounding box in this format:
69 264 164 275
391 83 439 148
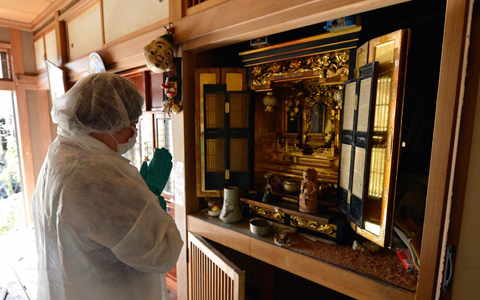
140 148 173 210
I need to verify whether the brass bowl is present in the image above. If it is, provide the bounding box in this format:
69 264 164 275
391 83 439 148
283 179 302 194
249 218 273 236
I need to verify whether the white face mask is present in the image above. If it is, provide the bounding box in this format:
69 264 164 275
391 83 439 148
111 127 137 155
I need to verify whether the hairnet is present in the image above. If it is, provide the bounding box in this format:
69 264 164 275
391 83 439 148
52 73 144 136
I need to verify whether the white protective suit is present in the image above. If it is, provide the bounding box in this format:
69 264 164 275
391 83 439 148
32 73 183 300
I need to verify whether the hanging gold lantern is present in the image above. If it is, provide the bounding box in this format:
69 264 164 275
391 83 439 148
263 92 277 112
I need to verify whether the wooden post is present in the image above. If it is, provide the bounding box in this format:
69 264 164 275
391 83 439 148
10 28 36 222
54 10 68 66
37 90 53 158
169 0 184 22
416 0 474 298
174 48 198 300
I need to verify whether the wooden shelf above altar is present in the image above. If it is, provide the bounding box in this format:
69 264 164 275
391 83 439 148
251 75 349 91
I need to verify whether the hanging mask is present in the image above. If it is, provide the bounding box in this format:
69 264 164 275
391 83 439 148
111 127 137 155
144 33 174 73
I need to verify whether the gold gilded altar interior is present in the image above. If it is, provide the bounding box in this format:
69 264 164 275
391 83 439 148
196 26 409 248
249 52 351 186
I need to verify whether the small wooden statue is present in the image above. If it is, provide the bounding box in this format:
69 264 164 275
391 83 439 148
299 168 319 213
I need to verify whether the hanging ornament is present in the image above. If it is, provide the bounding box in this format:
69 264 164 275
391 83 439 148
143 24 175 73
144 23 183 116
161 76 181 116
262 92 277 112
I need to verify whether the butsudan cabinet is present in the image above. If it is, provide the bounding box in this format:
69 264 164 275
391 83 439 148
189 24 422 298
180 0 474 299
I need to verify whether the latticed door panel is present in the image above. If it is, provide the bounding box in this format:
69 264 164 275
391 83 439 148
203 85 252 190
188 232 245 300
204 85 228 189
195 69 222 197
338 62 379 227
339 29 409 248
226 91 251 189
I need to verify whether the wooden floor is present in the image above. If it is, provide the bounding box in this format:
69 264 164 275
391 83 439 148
166 272 177 300
0 225 37 300
0 225 179 300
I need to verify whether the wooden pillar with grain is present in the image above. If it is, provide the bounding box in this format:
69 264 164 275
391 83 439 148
9 28 36 222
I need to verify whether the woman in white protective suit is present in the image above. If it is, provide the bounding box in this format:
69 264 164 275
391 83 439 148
32 73 183 300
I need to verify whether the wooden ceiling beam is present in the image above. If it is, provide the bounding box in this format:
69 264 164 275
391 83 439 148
31 0 71 32
175 0 410 52
0 18 31 31
59 0 99 22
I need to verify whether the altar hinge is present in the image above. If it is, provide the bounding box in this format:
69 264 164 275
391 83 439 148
225 169 230 180
225 102 230 113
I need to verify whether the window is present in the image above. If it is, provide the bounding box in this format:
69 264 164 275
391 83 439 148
0 50 12 80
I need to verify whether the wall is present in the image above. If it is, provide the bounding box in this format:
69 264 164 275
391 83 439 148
0 26 9 42
26 90 44 179
20 30 45 181
21 31 36 74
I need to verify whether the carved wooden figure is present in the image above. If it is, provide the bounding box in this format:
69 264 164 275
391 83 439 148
299 168 319 213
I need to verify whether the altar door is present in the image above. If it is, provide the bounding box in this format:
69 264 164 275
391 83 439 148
188 232 245 300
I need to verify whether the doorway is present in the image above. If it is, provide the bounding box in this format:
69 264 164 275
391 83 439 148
0 90 38 300
0 91 37 299
0 90 24 234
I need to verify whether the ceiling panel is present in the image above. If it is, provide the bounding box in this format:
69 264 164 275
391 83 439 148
0 6 38 23
0 0 51 14
0 0 57 26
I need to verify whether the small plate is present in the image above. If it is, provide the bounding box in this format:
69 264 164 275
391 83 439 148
208 209 221 217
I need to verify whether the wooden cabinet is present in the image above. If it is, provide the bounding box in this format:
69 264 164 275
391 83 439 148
187 232 244 300
187 212 414 300
186 3 453 297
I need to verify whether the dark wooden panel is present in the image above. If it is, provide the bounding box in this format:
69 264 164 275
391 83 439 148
150 71 165 110
121 69 149 110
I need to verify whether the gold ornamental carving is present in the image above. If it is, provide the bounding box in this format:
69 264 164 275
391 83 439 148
290 216 337 237
251 50 350 88
249 205 285 222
